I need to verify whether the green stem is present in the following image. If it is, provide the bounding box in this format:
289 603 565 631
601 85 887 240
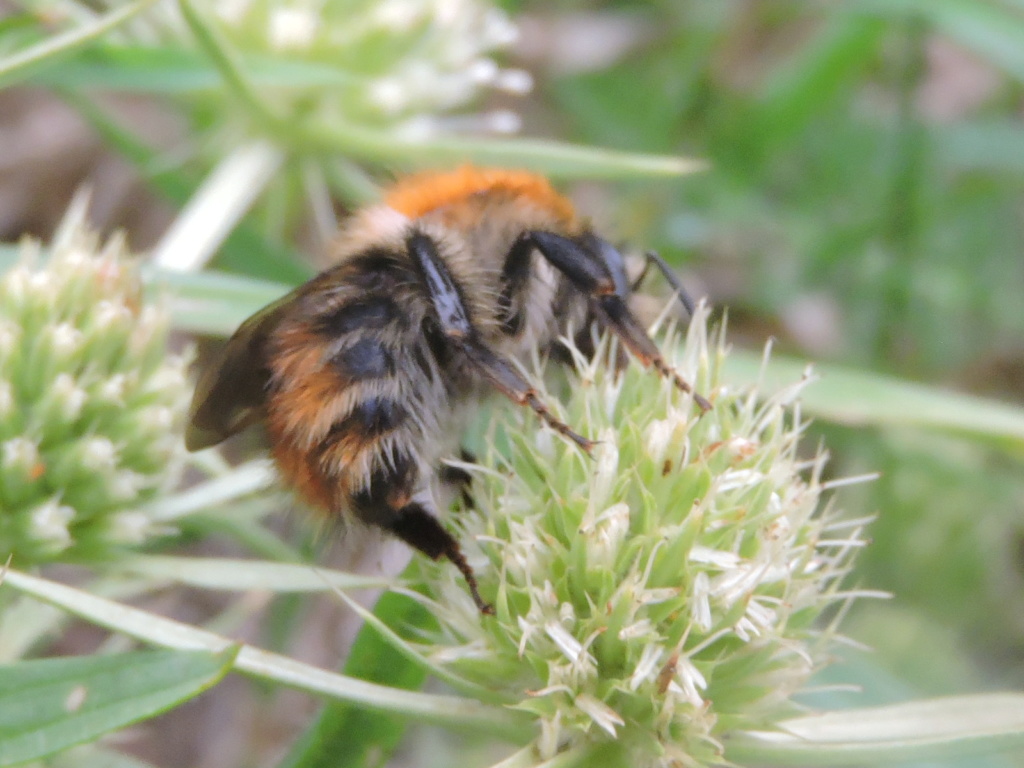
176 0 288 133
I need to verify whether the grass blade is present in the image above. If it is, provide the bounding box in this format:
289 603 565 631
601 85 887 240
723 351 1024 453
113 555 393 592
727 694 1024 765
302 120 708 179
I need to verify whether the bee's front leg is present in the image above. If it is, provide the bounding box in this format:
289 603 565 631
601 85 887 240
525 231 711 411
405 230 596 453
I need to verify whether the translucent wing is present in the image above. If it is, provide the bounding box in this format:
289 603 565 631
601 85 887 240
185 288 301 451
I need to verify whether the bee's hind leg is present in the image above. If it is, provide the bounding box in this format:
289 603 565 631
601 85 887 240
350 451 492 614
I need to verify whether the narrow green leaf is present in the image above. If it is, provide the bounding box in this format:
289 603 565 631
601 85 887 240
113 555 393 592
0 648 236 766
27 46 364 92
1 569 528 739
0 579 153 663
330 587 502 702
0 0 161 89
301 121 708 179
723 351 1024 453
726 694 1024 765
143 460 279 522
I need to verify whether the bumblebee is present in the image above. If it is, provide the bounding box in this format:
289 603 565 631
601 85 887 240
186 167 708 613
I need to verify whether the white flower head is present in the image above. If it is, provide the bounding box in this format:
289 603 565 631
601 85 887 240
420 306 870 766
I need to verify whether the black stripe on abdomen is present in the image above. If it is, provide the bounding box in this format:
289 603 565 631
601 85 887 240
331 337 395 379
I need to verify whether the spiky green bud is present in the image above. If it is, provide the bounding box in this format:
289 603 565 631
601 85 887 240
421 311 867 767
0 208 189 564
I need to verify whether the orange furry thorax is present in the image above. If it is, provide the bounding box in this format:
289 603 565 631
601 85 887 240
384 166 577 225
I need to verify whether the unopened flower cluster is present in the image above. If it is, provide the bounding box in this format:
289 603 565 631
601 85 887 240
0 212 189 564
423 312 866 767
150 0 530 138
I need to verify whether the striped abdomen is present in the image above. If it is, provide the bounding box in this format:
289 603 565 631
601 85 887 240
263 253 449 516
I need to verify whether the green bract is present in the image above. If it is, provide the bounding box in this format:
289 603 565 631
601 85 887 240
421 311 866 767
0 207 189 564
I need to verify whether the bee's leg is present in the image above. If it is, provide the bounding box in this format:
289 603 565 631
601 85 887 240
440 449 476 509
463 341 596 453
407 231 596 453
497 235 536 335
632 250 697 318
525 231 711 411
350 453 492 614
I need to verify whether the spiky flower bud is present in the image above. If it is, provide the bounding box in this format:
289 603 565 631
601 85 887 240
0 207 189 564
422 311 867 767
155 0 529 139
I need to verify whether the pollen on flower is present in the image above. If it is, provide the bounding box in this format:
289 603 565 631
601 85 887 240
372 0 426 31
575 694 625 737
29 271 53 294
107 510 154 544
139 406 175 431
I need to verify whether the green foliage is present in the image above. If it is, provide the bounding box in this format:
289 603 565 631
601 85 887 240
0 648 236 766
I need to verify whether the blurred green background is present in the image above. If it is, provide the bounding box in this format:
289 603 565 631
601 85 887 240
3 1 1024 766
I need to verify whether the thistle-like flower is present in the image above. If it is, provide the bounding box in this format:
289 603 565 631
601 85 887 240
0 204 190 564
421 309 867 767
